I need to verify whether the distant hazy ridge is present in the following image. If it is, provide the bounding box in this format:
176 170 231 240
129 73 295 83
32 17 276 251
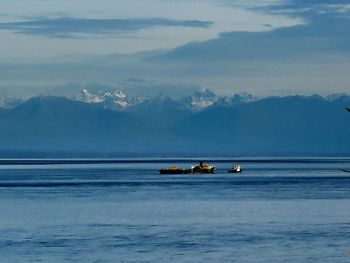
0 93 349 156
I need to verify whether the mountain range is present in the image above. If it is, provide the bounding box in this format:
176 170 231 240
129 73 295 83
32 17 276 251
0 90 349 156
76 88 233 111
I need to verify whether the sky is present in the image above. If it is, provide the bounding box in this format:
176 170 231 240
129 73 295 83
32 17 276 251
0 0 349 98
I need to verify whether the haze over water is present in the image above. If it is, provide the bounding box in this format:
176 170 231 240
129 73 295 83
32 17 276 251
0 158 350 262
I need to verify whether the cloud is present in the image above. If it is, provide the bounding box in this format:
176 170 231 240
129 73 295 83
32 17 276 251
153 14 350 62
260 0 350 18
0 17 213 38
1 0 350 97
275 0 350 7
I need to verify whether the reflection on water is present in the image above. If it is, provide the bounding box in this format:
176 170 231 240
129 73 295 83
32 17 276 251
0 158 350 262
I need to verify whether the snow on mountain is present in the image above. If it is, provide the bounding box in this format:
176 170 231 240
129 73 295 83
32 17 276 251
77 89 133 110
79 89 103 104
214 92 257 107
102 91 129 110
181 89 218 110
76 88 259 112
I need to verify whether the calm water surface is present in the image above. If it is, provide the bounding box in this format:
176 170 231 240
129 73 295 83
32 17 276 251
0 158 350 262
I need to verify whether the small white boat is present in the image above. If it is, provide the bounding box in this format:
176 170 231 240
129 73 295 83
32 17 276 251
228 164 241 173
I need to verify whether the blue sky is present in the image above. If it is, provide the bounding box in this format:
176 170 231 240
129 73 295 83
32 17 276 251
0 0 349 97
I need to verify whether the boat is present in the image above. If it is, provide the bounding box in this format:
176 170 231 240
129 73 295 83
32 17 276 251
190 161 215 174
159 161 215 174
159 166 189 174
228 164 241 173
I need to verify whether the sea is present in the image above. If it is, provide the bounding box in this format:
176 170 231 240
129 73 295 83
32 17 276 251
0 158 350 262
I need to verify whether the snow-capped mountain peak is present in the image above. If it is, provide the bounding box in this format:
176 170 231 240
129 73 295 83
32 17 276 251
182 89 218 110
78 89 131 110
79 89 103 104
102 90 127 100
102 90 129 109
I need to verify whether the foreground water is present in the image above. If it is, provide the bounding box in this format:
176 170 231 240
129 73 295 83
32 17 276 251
0 158 350 262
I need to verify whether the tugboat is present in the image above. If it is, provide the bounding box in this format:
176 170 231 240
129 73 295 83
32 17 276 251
159 166 189 174
228 164 241 173
190 161 215 174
